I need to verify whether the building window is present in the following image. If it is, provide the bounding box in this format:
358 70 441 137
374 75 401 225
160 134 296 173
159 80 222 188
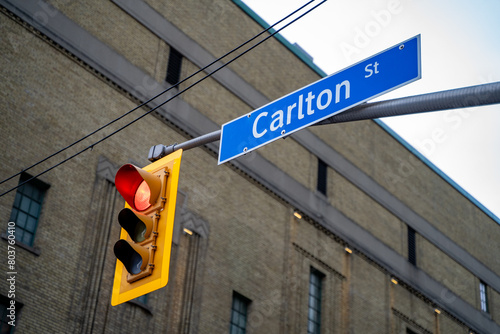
134 294 148 305
479 281 489 313
166 47 183 86
317 158 327 196
308 268 325 334
408 226 416 266
229 292 250 334
128 293 153 313
8 173 49 247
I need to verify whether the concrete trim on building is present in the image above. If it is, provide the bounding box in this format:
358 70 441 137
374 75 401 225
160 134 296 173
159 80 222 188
233 0 500 227
2 1 498 332
231 0 327 77
109 0 500 297
111 0 270 109
374 119 500 224
293 129 500 292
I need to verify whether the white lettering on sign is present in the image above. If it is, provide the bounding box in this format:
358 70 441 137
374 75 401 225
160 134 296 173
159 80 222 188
270 110 283 131
364 61 380 78
335 80 350 103
252 80 351 139
252 112 268 138
316 89 332 110
220 35 421 165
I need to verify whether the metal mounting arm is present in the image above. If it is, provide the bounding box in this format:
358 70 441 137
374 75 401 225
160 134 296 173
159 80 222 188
149 81 500 162
148 130 221 161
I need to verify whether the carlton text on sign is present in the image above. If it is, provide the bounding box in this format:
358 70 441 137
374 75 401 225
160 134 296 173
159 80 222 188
218 35 421 164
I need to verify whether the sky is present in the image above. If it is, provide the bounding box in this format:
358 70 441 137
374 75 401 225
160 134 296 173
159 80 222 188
241 0 500 220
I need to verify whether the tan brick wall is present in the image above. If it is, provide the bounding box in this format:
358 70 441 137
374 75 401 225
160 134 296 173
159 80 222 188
50 0 161 80
179 58 254 126
0 11 185 332
312 120 500 275
392 283 436 333
419 235 477 307
349 256 390 333
145 0 321 102
491 286 500 323
327 167 406 256
1 1 499 333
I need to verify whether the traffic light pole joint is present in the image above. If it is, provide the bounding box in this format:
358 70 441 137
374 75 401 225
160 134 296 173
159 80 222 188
149 130 221 161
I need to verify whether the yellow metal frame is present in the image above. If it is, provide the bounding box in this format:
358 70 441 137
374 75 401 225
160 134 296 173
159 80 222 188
111 149 183 306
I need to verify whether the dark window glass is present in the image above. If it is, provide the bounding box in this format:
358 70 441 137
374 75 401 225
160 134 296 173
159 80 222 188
134 294 148 305
229 292 250 334
9 174 48 247
166 47 183 86
408 226 416 266
480 281 489 313
308 268 325 334
317 158 327 196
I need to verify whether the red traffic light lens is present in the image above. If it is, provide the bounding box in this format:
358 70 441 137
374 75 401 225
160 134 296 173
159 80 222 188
115 164 161 212
134 181 151 211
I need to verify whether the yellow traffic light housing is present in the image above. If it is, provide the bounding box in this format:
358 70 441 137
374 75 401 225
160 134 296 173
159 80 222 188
111 150 182 306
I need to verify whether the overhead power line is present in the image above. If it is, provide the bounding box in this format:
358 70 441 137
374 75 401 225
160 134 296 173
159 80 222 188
0 0 327 197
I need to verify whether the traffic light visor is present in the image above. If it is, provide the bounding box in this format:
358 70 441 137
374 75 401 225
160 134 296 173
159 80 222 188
115 164 161 212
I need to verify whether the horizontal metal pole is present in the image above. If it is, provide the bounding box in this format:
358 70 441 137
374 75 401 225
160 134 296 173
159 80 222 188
149 130 221 161
149 82 500 161
316 81 500 125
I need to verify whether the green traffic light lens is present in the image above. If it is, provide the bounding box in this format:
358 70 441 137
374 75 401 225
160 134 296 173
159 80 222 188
114 239 149 276
128 252 143 275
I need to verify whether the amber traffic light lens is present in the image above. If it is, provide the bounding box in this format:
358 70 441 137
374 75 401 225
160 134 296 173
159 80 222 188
133 223 147 243
117 208 153 243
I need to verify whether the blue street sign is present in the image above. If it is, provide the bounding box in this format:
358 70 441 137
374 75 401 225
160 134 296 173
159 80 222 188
218 35 421 164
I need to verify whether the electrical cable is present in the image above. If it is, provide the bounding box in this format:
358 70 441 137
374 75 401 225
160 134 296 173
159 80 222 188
0 0 327 197
0 0 317 187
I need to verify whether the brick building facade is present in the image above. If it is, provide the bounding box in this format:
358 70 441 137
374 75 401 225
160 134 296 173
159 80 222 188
0 0 499 333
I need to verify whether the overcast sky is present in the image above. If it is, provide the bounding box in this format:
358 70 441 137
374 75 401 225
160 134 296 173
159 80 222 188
242 0 500 220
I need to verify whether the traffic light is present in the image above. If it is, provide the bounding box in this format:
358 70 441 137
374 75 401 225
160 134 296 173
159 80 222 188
111 150 182 306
